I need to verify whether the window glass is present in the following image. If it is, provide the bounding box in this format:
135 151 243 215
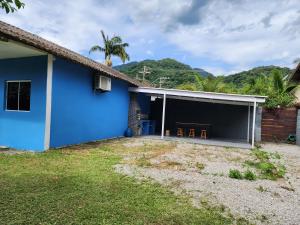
6 82 19 110
19 82 31 111
6 81 31 111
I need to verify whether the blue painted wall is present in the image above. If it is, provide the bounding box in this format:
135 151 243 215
50 57 130 148
0 56 47 151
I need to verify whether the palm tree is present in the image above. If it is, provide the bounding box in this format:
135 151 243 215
89 30 130 67
272 69 297 94
195 76 225 92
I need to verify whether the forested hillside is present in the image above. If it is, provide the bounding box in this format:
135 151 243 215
223 66 292 87
115 59 291 89
114 58 213 88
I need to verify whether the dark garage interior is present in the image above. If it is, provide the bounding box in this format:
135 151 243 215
149 97 253 142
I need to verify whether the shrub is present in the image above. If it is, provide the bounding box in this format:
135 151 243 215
243 170 257 181
264 92 295 109
229 169 243 179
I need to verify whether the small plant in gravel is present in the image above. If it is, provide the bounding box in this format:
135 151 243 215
196 162 205 171
256 185 267 192
257 214 268 223
243 170 257 181
229 169 243 179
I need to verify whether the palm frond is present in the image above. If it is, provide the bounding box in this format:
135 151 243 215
285 84 298 93
111 36 123 44
100 30 107 43
272 69 284 93
89 45 105 54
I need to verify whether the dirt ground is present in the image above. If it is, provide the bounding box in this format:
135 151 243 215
115 138 300 225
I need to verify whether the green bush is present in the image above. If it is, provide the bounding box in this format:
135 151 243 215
229 169 243 179
245 148 286 180
243 170 257 181
264 92 295 109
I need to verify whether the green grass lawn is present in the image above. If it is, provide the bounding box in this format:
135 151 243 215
0 141 240 225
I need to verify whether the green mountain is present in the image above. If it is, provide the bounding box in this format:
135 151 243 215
114 58 292 89
223 66 292 87
114 58 213 88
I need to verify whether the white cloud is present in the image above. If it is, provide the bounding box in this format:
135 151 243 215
0 0 299 74
146 50 154 56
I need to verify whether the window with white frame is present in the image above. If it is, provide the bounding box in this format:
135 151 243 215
6 81 31 111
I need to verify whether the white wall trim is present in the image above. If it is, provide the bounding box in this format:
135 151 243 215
44 54 53 150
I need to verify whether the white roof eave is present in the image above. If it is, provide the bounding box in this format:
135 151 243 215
129 87 266 103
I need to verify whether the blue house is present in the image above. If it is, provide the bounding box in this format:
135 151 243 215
0 21 140 151
0 21 266 151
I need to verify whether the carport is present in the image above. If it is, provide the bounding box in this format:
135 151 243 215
129 87 266 148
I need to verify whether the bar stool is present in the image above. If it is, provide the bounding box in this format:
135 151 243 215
189 128 195 138
200 130 207 139
177 128 184 137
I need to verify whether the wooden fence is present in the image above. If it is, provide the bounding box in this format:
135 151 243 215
261 107 297 142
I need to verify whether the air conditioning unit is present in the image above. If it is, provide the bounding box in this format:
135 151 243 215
94 75 111 91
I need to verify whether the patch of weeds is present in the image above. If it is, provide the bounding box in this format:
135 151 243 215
230 156 242 162
271 152 281 159
236 217 251 225
252 148 270 161
155 161 183 170
165 161 182 167
99 146 112 152
245 148 286 180
228 169 257 181
136 155 152 167
229 169 243 179
243 170 257 181
257 214 268 223
196 162 205 171
256 185 267 192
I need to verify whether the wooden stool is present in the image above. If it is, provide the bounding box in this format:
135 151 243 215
165 130 170 136
177 128 184 137
188 128 195 138
200 130 207 139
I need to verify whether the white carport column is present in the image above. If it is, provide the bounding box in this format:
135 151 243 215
247 103 250 143
161 93 167 139
251 100 257 148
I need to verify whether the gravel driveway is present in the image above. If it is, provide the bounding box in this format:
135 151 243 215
115 138 300 225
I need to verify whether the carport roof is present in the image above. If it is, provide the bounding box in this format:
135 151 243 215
129 87 266 105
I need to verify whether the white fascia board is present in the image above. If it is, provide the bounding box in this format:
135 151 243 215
129 87 266 103
164 95 254 106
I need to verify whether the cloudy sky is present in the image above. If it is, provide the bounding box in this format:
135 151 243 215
1 0 300 75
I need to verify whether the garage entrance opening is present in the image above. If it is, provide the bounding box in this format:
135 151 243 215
129 87 266 148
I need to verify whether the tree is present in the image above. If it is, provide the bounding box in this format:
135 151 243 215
259 69 297 108
0 0 24 13
271 69 297 94
89 30 130 67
